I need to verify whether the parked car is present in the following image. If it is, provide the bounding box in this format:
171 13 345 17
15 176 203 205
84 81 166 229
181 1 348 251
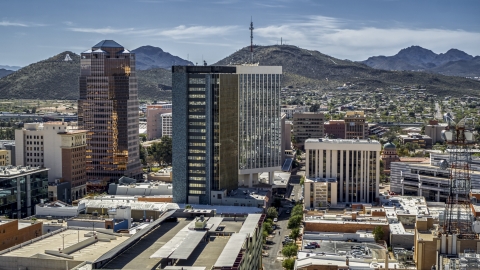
304 244 316 249
286 210 291 214
273 218 278 222
309 242 320 248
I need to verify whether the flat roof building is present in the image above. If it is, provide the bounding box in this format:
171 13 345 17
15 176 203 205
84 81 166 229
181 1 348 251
344 111 368 139
15 122 87 201
293 112 324 149
146 104 172 140
0 166 49 218
172 65 282 204
305 138 381 203
324 120 346 139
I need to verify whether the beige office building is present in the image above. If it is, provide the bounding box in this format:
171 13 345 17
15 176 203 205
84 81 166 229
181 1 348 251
305 138 381 203
293 112 324 149
146 104 172 140
15 122 88 200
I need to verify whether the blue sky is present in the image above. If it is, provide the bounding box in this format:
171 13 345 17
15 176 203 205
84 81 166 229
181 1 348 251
1 0 479 67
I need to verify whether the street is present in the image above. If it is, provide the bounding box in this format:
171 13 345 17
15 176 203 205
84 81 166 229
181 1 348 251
263 206 290 270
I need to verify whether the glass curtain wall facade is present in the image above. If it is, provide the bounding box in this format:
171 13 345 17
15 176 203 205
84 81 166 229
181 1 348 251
172 66 238 204
173 66 282 204
238 73 282 171
78 40 142 184
0 169 48 218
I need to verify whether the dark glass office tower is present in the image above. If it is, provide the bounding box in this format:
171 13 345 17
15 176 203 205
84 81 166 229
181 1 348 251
78 40 142 184
172 65 282 204
172 66 238 204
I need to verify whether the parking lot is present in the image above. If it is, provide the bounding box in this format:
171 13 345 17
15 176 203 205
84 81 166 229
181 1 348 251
302 240 387 260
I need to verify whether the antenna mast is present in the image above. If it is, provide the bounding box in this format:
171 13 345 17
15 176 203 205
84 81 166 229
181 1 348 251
249 17 254 63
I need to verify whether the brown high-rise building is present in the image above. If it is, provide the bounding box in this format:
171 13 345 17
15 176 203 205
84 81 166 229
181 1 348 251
344 111 368 139
78 40 142 183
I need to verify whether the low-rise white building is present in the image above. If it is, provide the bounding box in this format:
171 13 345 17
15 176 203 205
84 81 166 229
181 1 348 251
390 153 480 201
305 138 381 203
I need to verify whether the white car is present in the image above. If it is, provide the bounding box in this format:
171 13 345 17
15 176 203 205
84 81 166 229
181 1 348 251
273 218 278 222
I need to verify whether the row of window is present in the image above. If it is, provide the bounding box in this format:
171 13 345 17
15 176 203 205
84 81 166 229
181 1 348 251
188 129 206 133
189 149 206 154
188 156 205 161
26 135 43 139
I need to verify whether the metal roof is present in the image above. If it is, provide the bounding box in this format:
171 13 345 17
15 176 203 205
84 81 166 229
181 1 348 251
93 210 175 268
213 233 247 267
150 220 207 260
238 214 262 236
93 40 123 49
169 231 206 259
207 217 223 232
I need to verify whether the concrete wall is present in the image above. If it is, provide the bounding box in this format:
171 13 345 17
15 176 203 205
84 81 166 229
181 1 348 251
390 233 414 249
138 196 173 203
0 220 42 251
35 203 84 218
0 256 83 270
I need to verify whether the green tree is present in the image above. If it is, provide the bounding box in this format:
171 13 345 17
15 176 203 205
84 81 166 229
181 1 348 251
263 220 273 234
309 103 320 112
139 143 147 165
291 205 304 216
139 134 147 142
373 226 384 241
288 215 302 229
289 227 300 240
149 136 172 165
266 207 278 220
282 258 295 270
282 243 298 258
300 175 305 186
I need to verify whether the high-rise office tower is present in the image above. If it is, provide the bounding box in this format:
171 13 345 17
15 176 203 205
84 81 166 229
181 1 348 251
78 40 142 184
172 65 282 204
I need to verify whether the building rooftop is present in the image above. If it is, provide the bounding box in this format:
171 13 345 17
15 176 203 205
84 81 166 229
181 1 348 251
0 229 128 262
0 165 48 177
92 40 123 49
305 138 380 145
226 188 269 201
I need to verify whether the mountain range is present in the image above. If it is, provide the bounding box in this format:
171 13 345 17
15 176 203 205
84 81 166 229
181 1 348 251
0 69 15 79
0 45 479 100
362 46 479 77
132 46 193 70
0 65 21 71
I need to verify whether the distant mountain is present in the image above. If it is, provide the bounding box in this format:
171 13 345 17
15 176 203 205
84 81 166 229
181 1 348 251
0 45 479 100
0 65 21 71
362 46 478 76
215 45 480 96
0 51 172 100
132 45 193 70
0 69 14 79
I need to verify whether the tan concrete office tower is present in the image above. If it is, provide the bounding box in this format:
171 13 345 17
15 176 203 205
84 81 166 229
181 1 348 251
78 40 142 184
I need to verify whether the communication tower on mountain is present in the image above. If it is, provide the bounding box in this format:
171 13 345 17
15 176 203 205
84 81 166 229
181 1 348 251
249 18 254 63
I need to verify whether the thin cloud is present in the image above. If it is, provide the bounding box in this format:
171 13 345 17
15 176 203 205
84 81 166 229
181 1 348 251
67 25 240 40
68 27 135 34
157 25 239 40
255 15 480 60
0 21 28 27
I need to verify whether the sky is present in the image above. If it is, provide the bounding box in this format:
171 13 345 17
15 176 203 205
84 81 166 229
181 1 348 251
1 0 479 67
